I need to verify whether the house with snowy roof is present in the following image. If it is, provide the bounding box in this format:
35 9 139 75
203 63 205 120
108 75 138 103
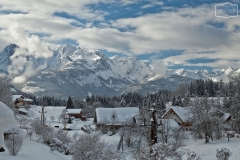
12 95 33 108
162 106 192 130
209 108 231 123
66 109 85 120
94 107 140 129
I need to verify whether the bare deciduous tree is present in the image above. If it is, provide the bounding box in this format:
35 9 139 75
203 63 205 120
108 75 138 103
189 97 215 144
30 118 54 144
17 115 30 131
50 116 55 122
133 142 181 160
71 132 121 160
5 128 24 156
158 119 171 144
121 123 140 147
227 74 240 133
59 109 68 129
30 118 43 135
54 129 72 155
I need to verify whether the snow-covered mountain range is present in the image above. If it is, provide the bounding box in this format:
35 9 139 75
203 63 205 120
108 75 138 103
0 44 239 98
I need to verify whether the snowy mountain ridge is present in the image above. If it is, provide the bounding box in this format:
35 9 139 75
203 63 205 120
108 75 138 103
0 44 239 98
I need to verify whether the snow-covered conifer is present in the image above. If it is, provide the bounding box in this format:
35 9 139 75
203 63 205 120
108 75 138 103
216 148 232 160
66 96 74 109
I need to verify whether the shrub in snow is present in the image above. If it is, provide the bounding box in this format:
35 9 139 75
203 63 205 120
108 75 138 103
216 148 232 160
31 117 72 154
5 128 24 156
30 118 54 144
71 132 122 160
38 125 54 145
184 151 201 160
151 143 181 160
53 129 72 155
30 118 43 134
133 143 181 160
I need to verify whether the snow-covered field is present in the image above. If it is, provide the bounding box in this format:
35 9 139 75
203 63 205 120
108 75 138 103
1 105 240 160
179 135 240 160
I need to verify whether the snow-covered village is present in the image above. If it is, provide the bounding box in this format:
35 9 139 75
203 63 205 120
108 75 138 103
0 0 240 160
0 75 240 160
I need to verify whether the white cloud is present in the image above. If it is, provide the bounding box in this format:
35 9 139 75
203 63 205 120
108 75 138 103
118 0 139 5
0 1 239 70
141 1 164 9
6 23 53 83
0 0 111 21
151 58 167 76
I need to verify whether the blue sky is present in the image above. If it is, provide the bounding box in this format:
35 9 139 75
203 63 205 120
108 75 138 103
0 0 240 71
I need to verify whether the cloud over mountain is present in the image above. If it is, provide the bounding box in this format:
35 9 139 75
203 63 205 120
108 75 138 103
0 1 239 70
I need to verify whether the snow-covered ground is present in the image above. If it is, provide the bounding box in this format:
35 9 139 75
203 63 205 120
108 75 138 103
28 105 66 121
179 135 240 160
1 105 240 160
0 137 72 160
28 105 95 136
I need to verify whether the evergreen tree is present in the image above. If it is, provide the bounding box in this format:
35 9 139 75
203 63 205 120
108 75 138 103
86 96 90 103
172 95 176 106
66 96 74 109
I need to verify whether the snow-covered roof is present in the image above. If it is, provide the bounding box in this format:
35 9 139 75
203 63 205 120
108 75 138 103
23 98 33 102
12 95 33 102
66 109 82 114
95 107 139 124
12 95 24 101
10 88 16 93
162 106 191 123
222 113 231 122
209 108 231 122
18 108 28 113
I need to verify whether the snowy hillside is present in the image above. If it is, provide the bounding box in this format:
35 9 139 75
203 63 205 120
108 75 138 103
0 44 239 98
120 75 195 95
166 67 240 82
0 44 18 72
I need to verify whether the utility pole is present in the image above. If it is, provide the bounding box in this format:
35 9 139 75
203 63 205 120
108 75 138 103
39 97 47 124
141 106 159 145
150 108 157 145
39 106 47 124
